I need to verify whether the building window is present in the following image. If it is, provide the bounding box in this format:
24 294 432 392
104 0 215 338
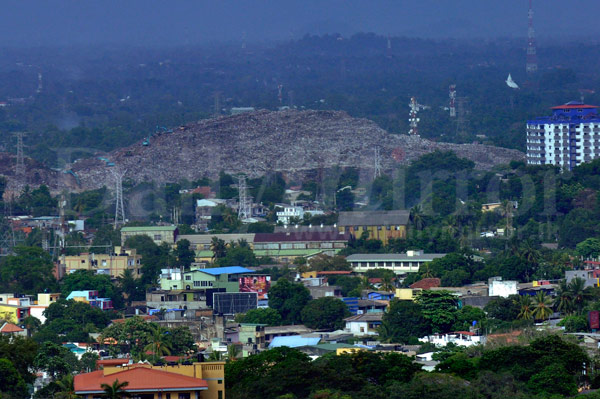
218 380 223 384
185 275 191 280
179 394 190 399
166 394 171 399
154 234 162 240
218 391 223 399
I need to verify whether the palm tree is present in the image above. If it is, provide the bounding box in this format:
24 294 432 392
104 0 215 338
380 274 395 292
420 263 434 279
55 375 78 399
518 241 540 282
409 205 426 231
208 351 222 361
100 380 130 399
144 326 172 360
568 277 592 313
555 281 574 315
532 291 554 321
514 295 534 320
210 237 227 260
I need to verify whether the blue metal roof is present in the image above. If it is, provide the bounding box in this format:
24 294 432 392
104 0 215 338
269 336 321 348
197 266 255 275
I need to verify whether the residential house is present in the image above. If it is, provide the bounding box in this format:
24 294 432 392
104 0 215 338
66 290 113 310
307 285 343 299
346 251 446 274
64 247 142 279
0 296 31 323
149 267 254 311
566 269 600 288
338 210 410 244
238 323 266 356
194 199 226 232
264 325 313 344
121 225 178 246
74 362 225 399
356 299 387 314
29 293 61 323
344 313 383 336
0 322 25 337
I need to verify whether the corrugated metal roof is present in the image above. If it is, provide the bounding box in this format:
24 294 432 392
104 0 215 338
196 266 255 275
269 336 321 348
254 232 349 242
121 226 177 232
338 210 409 226
178 234 255 244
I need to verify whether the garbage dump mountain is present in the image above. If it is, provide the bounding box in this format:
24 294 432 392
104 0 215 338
72 109 524 189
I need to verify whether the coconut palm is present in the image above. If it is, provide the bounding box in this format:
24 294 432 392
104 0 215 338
55 375 78 399
420 263 434 279
514 295 534 320
568 277 593 313
227 344 239 361
532 291 554 321
210 237 227 260
409 205 426 231
554 281 574 315
100 380 130 399
380 274 395 292
143 325 172 360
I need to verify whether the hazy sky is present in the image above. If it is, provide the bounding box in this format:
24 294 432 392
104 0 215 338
1 0 598 46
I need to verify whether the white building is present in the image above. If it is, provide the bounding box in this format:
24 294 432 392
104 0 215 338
344 313 383 336
277 206 304 225
346 250 446 274
527 101 600 171
419 331 486 348
488 277 518 298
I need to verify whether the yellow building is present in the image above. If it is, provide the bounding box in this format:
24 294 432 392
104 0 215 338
75 362 225 399
395 288 421 301
64 247 142 279
338 210 409 245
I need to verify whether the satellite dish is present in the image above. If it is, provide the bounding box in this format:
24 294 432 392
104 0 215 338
506 74 519 89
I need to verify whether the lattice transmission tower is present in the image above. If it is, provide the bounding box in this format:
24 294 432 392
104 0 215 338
112 169 126 228
408 97 420 136
237 175 252 221
374 147 382 179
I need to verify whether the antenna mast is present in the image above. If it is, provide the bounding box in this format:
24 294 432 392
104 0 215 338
526 0 538 74
408 97 420 136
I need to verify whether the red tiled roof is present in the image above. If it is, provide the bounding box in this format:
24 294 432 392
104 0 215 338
74 366 208 393
453 331 475 336
0 323 23 333
110 315 157 324
410 278 441 290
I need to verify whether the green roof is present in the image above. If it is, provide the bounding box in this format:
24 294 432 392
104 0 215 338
121 226 177 232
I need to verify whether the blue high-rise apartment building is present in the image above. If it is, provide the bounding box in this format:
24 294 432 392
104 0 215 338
527 101 600 170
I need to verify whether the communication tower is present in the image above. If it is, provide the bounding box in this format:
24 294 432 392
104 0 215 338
237 175 251 221
0 199 16 256
526 0 538 74
449 85 457 117
277 84 283 104
15 132 25 182
408 97 420 136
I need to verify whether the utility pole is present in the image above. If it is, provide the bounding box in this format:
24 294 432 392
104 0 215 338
214 91 222 117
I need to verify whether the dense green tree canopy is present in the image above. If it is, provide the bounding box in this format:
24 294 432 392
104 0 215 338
0 246 57 294
268 279 311 324
301 297 349 330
